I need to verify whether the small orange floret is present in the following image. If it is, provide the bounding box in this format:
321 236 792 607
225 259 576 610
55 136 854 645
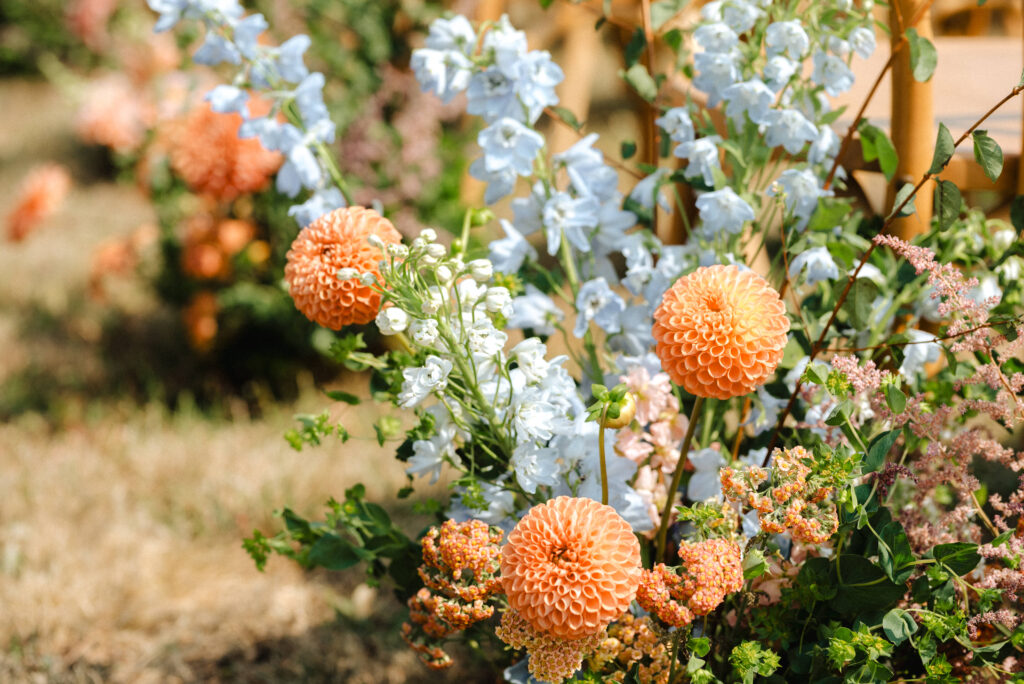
284 206 401 330
168 102 281 201
653 264 789 400
501 496 642 640
6 164 72 242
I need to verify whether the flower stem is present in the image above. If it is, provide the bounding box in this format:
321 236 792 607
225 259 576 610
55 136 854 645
598 404 610 506
667 627 684 684
655 395 705 563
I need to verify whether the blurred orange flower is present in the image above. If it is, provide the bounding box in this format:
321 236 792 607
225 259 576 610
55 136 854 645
500 496 641 640
168 102 281 202
6 164 72 242
284 206 401 330
183 291 218 350
653 264 789 400
75 74 154 153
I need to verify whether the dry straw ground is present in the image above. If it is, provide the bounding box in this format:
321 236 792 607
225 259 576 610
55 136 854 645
0 80 492 683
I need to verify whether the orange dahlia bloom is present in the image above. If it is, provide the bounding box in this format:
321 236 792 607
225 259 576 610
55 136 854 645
168 102 281 201
284 206 401 330
501 496 642 640
653 264 789 400
6 164 72 242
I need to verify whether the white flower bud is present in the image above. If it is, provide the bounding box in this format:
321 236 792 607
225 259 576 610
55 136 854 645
337 268 359 280
411 237 426 252
426 243 446 260
467 259 494 282
388 244 409 258
367 234 386 250
436 264 455 283
410 318 439 347
420 228 437 242
376 307 409 335
484 286 512 315
360 273 377 286
421 286 446 314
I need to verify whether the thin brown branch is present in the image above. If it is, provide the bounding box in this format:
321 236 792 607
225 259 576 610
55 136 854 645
542 106 644 179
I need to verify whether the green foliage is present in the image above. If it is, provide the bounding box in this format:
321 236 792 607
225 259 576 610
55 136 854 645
284 411 350 451
972 130 1004 182
906 27 938 82
859 124 899 181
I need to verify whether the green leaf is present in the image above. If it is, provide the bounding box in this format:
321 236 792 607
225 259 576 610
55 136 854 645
808 198 854 232
934 179 962 230
651 0 688 30
865 429 900 473
324 389 360 405
860 124 899 181
624 27 646 68
663 28 683 53
928 122 956 174
308 533 368 571
884 383 907 414
973 130 1004 182
624 663 642 684
878 520 917 583
689 636 711 657
845 277 880 329
621 63 658 102
621 140 637 160
933 542 981 575
832 555 907 614
906 27 938 82
888 182 917 219
550 106 582 132
1010 195 1024 235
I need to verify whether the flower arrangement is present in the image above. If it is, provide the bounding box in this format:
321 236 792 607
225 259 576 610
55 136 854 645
152 0 1024 681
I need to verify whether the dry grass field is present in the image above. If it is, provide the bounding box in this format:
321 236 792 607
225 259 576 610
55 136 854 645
0 79 494 683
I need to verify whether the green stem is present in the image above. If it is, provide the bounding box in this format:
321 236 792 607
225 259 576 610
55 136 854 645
667 628 685 684
558 233 581 297
598 405 610 506
655 395 706 562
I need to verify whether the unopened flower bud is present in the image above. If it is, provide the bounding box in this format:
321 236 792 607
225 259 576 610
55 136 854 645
468 259 494 282
367 234 386 250
376 307 409 335
600 391 636 429
426 243 446 260
436 264 455 283
420 228 437 242
359 273 377 286
337 268 359 280
411 237 426 251
421 286 446 314
388 244 409 258
484 286 512 315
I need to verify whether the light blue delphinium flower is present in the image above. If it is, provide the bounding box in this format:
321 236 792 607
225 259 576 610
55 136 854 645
206 85 249 117
555 133 618 201
478 117 544 177
469 158 517 204
287 187 346 227
788 246 839 285
808 124 841 164
812 50 855 97
574 278 625 338
722 78 774 126
765 20 810 59
694 51 739 106
411 48 473 103
849 26 877 59
675 136 722 187
509 284 564 335
424 15 476 54
694 22 739 53
899 330 941 380
763 55 798 91
763 108 818 154
768 168 830 228
542 191 599 255
696 187 754 236
655 106 695 144
489 219 537 273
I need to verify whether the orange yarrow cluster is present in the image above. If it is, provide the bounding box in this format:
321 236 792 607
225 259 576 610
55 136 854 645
653 265 789 400
6 164 72 242
636 538 744 627
589 613 674 684
402 519 504 670
497 607 607 684
721 446 839 544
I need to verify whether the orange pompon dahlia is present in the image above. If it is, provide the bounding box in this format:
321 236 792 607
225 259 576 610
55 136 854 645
6 164 72 242
501 496 642 640
168 102 281 201
653 264 789 400
284 206 401 330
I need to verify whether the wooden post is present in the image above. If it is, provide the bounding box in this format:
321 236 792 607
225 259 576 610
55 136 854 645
888 0 935 238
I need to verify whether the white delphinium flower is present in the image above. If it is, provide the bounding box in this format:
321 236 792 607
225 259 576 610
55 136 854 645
746 388 787 435
287 187 345 227
511 386 566 445
763 108 818 154
694 51 739 106
468 157 517 204
768 168 830 228
511 442 561 494
655 107 695 144
702 0 762 33
848 26 876 59
808 125 841 165
763 55 798 91
696 187 755 236
827 36 851 58
899 330 942 380
812 50 855 96
398 355 453 408
465 317 508 358
467 259 494 282
765 20 810 59
687 448 727 502
448 480 517 530
554 133 618 202
477 117 544 177
675 136 723 187
694 22 739 53
574 278 625 338
722 78 775 126
376 307 409 335
511 338 559 384
968 275 1001 307
409 319 440 347
788 246 839 285
489 219 536 274
608 305 656 356
508 285 564 335
629 168 673 214
406 405 460 484
424 14 476 54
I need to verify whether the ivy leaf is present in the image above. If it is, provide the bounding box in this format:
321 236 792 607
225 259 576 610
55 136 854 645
865 429 900 473
934 179 962 230
933 542 981 575
906 28 938 82
972 130 1003 182
883 609 919 646
620 63 658 102
928 122 955 174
